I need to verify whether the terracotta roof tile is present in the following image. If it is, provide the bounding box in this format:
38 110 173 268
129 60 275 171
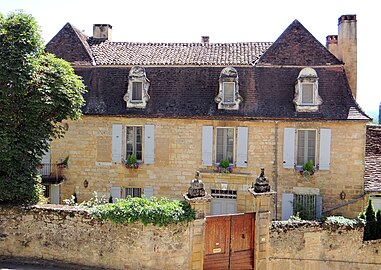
88 40 272 66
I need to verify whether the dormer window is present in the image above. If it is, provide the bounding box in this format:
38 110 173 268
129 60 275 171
215 67 242 110
131 82 143 102
293 67 322 112
124 66 150 109
223 82 235 103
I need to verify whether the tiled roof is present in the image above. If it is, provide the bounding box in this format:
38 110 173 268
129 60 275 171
88 40 272 66
365 125 381 192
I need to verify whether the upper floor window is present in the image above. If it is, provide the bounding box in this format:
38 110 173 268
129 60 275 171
126 126 142 161
293 67 322 112
215 67 242 110
123 66 150 109
216 128 234 164
297 129 316 166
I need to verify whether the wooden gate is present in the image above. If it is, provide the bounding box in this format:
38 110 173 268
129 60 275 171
203 213 255 270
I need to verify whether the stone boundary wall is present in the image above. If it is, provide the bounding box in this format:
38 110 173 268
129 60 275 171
268 221 381 270
0 205 192 270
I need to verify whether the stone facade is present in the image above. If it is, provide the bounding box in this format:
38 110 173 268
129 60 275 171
269 221 381 270
0 205 192 270
51 117 366 218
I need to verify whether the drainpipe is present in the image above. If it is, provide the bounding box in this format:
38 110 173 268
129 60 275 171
274 121 279 220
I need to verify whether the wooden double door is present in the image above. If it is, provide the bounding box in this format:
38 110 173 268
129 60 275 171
203 213 255 270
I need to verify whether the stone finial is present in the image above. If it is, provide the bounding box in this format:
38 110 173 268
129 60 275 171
187 171 206 198
253 168 270 193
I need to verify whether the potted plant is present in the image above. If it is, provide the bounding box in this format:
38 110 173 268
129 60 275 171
125 154 139 169
301 160 314 179
217 159 233 173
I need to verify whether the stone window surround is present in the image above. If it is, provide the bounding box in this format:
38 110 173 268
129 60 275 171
124 66 150 109
293 67 322 112
215 67 243 110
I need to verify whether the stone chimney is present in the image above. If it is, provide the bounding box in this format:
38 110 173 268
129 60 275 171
327 15 357 98
93 24 112 40
201 36 209 44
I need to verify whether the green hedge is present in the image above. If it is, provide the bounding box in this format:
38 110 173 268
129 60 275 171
91 197 195 226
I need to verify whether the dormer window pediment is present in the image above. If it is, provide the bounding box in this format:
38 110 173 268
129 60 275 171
293 67 322 112
124 66 150 109
215 67 242 110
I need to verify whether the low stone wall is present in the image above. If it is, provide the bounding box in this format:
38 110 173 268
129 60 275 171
268 221 381 270
0 205 191 270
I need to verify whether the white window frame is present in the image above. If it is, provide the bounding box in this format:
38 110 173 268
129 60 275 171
215 127 235 165
300 82 315 105
126 126 143 162
296 129 317 166
125 187 142 198
222 82 235 104
131 81 143 102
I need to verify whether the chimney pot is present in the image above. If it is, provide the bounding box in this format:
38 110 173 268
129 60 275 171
201 36 209 44
93 24 113 40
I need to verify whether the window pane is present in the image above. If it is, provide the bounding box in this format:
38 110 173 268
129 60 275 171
293 194 316 220
132 82 143 101
216 128 234 163
125 188 142 198
297 130 316 165
223 82 235 103
126 126 143 161
301 84 314 104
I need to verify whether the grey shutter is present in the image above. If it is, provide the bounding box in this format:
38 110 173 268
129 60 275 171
144 187 154 199
112 124 123 163
315 195 323 219
281 193 294 220
144 125 155 164
236 127 248 168
319 128 331 170
202 126 213 166
111 186 121 203
283 128 295 169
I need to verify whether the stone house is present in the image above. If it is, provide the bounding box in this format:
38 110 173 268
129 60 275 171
44 14 369 219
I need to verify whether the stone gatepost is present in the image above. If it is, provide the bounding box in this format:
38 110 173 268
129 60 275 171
248 168 276 270
183 171 212 270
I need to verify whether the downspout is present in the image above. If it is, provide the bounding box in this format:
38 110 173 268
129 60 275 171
274 121 279 220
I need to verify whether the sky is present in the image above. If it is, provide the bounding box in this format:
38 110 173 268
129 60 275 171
1 0 380 113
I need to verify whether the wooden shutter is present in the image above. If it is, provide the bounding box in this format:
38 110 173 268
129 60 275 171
112 124 123 163
319 128 331 170
111 186 121 203
144 125 155 164
236 127 248 168
283 128 295 169
315 195 323 219
144 187 154 199
202 126 213 166
281 193 294 220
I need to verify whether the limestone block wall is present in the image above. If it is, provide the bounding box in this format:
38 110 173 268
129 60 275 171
277 121 367 218
268 221 381 270
51 117 366 218
0 205 191 270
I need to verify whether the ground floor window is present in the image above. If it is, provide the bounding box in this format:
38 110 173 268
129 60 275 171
293 194 318 220
125 187 142 198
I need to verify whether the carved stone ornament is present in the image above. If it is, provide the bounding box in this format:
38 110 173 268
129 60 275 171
123 66 150 109
293 67 322 112
253 168 270 193
187 171 206 198
215 67 243 110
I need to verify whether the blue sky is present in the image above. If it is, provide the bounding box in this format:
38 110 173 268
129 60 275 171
1 0 380 112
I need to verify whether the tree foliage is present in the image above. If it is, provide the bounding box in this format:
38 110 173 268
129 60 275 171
0 11 86 204
363 199 378 241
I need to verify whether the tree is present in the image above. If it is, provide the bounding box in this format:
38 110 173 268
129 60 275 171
0 11 86 204
364 199 377 240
